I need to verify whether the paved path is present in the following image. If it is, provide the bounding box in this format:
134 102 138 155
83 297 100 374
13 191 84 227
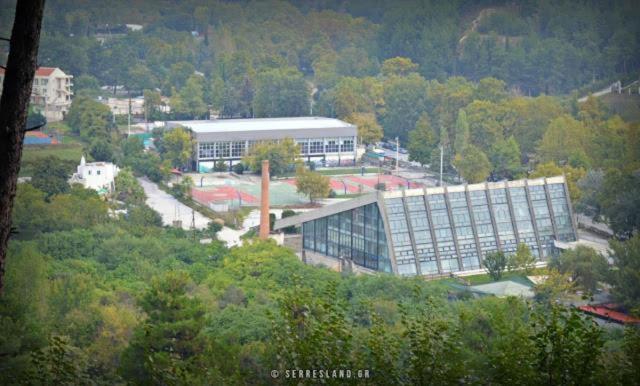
138 177 260 247
137 177 210 230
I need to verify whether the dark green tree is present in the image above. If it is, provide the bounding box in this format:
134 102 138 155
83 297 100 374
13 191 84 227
550 245 608 293
483 251 507 281
532 305 603 385
608 235 640 315
31 156 72 198
66 96 114 140
489 136 522 180
597 169 640 239
381 73 428 143
120 271 205 384
401 291 462 384
89 139 114 162
253 68 309 117
408 112 437 166
453 145 491 183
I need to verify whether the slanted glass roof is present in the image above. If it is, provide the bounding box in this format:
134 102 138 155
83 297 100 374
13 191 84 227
280 176 577 277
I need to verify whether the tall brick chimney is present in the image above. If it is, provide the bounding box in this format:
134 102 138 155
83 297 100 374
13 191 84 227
259 159 270 240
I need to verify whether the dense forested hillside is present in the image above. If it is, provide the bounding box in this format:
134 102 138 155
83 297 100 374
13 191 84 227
1 0 638 99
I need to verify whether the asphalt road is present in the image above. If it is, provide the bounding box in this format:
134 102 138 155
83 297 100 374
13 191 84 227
137 177 210 230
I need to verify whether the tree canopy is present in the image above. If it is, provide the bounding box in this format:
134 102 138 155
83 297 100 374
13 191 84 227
242 138 300 176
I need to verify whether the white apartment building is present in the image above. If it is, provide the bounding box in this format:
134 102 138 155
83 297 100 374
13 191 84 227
69 156 120 194
0 67 73 122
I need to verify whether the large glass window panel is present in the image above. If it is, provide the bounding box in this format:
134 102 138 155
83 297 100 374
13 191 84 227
528 185 546 201
385 198 417 276
231 141 245 157
309 139 324 154
296 139 309 154
472 206 492 223
340 137 354 152
339 211 352 258
315 217 327 255
352 206 365 266
551 194 575 241
327 214 340 257
470 191 499 256
489 188 508 204
448 191 468 208
199 142 215 158
450 201 480 270
427 194 447 210
470 190 488 206
405 196 438 275
325 138 339 153
548 184 566 199
215 142 230 158
303 221 314 250
376 207 391 273
398 262 417 276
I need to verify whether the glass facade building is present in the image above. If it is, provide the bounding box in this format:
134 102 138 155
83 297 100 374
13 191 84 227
276 176 577 277
302 202 392 273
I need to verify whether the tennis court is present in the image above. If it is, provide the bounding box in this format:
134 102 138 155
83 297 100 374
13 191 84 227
187 172 422 208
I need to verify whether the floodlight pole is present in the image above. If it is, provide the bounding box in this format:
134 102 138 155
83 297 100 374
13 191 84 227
395 136 399 174
439 144 444 187
127 92 131 136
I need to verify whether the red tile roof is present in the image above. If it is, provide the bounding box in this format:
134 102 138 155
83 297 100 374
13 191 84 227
578 304 640 325
0 67 57 77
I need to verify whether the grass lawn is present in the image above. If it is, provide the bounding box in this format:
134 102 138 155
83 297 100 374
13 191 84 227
280 167 381 177
20 143 84 176
458 267 547 286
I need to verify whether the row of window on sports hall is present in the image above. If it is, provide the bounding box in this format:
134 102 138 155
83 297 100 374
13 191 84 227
197 136 357 159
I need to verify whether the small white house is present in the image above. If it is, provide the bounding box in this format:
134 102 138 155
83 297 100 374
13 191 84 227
69 156 119 194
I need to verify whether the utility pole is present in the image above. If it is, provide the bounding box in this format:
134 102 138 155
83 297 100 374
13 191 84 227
439 144 444 187
144 97 148 132
127 92 131 136
191 208 196 241
395 136 399 174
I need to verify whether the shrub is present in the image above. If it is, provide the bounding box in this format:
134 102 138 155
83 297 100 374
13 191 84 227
232 163 245 174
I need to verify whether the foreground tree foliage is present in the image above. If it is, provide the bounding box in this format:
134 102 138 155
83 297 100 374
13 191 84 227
2 192 639 385
121 271 206 384
531 305 603 385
